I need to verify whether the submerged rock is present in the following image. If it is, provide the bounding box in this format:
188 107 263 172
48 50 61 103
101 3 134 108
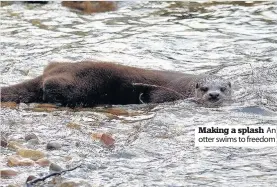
27 138 40 146
31 107 57 112
91 133 115 147
59 178 92 187
0 168 18 178
62 1 117 14
66 122 81 130
25 133 38 141
17 148 45 161
105 108 129 116
36 158 51 167
7 155 35 167
49 163 63 172
1 135 8 147
1 102 17 109
36 103 57 108
8 141 24 150
100 133 115 147
46 141 62 150
26 175 37 183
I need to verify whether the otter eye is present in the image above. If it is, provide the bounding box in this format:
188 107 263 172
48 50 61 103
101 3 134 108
220 87 226 92
200 87 208 92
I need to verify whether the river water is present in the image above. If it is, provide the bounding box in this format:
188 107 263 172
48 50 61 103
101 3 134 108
1 1 277 187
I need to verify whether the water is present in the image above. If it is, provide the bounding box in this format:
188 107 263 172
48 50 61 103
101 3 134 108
1 1 277 186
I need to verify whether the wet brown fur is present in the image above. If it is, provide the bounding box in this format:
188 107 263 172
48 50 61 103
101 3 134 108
1 61 206 107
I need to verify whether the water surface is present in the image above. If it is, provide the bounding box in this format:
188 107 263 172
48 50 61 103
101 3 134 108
1 1 277 186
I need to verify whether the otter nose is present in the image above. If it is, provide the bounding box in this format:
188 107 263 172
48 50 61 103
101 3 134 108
209 92 219 99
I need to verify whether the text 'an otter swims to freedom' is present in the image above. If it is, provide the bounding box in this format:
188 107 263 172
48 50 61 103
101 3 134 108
195 125 277 147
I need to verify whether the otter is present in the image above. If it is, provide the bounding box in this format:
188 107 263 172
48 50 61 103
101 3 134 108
0 61 231 107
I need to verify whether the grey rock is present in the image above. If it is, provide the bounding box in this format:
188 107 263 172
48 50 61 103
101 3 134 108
49 163 63 172
25 133 38 141
46 142 62 150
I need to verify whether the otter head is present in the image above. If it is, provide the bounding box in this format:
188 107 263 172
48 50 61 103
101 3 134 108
195 76 231 107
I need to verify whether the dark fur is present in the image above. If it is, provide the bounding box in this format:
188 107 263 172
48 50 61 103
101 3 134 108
1 61 208 107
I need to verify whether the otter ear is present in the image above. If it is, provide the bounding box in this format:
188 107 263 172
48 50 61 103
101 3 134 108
196 83 199 89
228 82 231 88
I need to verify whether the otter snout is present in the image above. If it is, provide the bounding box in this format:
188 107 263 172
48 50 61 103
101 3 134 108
208 92 220 101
